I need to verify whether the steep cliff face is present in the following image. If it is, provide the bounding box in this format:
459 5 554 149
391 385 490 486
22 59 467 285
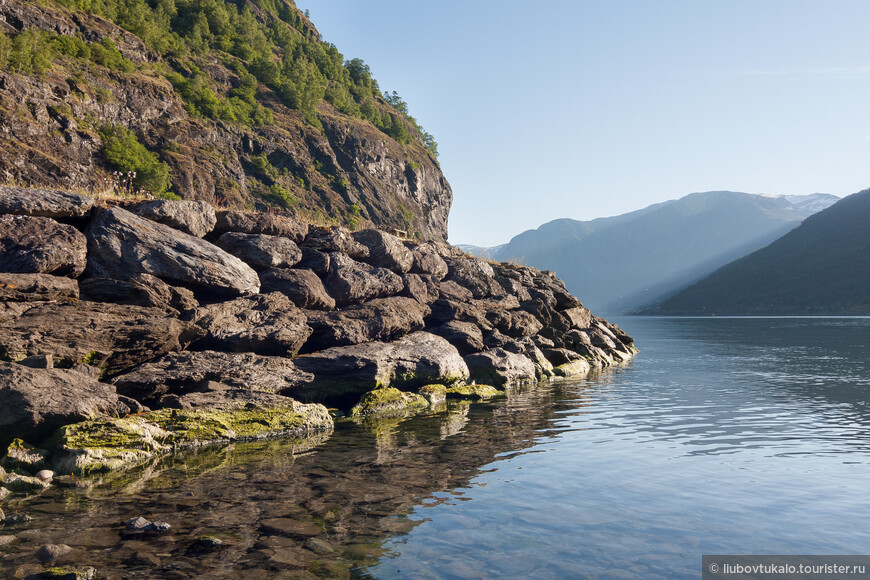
0 0 452 241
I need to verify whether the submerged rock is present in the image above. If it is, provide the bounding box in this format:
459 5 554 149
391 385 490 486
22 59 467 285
349 387 428 417
445 384 500 400
50 400 333 475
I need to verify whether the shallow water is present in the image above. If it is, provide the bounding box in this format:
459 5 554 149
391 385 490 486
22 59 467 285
3 317 870 579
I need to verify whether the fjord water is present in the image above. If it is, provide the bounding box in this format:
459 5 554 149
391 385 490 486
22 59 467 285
5 317 870 579
362 317 870 579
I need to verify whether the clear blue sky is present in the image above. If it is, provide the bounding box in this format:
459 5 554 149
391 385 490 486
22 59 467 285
298 1 870 246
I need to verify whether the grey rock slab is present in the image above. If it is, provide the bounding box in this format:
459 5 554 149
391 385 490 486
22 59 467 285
193 292 312 356
216 232 302 270
132 199 216 237
352 229 413 273
214 210 307 242
259 268 335 310
85 206 259 297
0 273 79 302
0 301 203 376
325 252 403 307
399 273 440 304
0 186 94 218
293 332 469 404
443 255 506 299
431 321 485 356
0 363 121 448
296 247 330 275
464 348 537 386
0 215 87 277
111 350 315 404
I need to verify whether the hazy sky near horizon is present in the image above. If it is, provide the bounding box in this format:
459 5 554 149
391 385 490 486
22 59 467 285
298 1 870 246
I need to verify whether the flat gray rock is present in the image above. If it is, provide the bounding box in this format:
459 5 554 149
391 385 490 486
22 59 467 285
86 206 260 297
79 274 197 314
0 186 94 218
0 215 87 277
409 241 449 279
443 255 506 299
133 199 216 238
112 350 315 405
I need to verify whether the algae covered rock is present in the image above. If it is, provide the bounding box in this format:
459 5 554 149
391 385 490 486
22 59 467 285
349 387 428 417
50 400 333 475
2 439 49 472
445 384 500 401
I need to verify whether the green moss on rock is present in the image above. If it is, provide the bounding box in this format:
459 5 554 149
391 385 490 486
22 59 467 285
418 384 447 405
445 384 500 401
33 566 97 580
349 387 428 417
49 403 333 476
553 359 592 377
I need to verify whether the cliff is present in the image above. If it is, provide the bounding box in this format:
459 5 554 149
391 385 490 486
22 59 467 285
0 0 451 240
0 186 635 481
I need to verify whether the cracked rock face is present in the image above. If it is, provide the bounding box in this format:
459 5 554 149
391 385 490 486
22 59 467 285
0 215 87 277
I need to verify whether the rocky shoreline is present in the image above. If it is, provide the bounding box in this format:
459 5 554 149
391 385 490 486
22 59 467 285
0 185 635 489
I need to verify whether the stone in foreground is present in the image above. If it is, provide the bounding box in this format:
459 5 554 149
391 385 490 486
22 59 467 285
0 186 94 218
86 207 260 296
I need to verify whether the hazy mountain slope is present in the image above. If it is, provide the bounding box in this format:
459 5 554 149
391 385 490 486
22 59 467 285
491 191 839 313
0 0 451 239
647 188 870 315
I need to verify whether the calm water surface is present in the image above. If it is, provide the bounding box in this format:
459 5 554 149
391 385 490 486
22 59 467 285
3 317 870 579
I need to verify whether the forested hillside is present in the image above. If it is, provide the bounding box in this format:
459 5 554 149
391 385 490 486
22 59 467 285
0 0 452 239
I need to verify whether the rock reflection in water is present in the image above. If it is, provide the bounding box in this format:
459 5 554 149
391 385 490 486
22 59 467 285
0 379 599 578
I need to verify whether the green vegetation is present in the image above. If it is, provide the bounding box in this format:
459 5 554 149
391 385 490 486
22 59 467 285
349 387 428 417
37 0 438 155
99 125 173 196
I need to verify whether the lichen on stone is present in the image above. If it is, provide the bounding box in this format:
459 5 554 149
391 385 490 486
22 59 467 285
349 387 428 417
445 384 500 401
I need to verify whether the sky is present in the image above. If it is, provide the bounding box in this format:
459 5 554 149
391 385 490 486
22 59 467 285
297 1 870 247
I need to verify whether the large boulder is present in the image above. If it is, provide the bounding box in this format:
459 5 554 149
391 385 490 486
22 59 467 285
352 229 413 273
443 255 505 299
0 215 87 277
111 350 315 406
431 321 485 356
296 247 330 275
78 274 198 315
213 210 307 242
0 273 79 302
302 226 369 260
215 232 302 270
399 273 440 304
259 268 335 310
427 298 492 330
193 292 312 356
0 302 204 376
0 363 122 448
464 348 537 386
293 332 469 405
132 200 216 238
86 206 260 297
302 297 430 353
325 252 403 307
408 242 449 280
0 186 94 218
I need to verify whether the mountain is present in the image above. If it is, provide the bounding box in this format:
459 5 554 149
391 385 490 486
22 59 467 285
0 0 451 240
645 188 870 315
488 191 839 313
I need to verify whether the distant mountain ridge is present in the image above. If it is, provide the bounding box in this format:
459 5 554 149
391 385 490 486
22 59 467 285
645 188 870 315
478 191 839 314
